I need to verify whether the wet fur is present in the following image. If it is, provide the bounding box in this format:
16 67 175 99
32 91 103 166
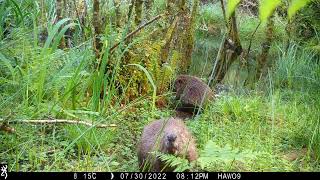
174 75 214 114
137 117 198 172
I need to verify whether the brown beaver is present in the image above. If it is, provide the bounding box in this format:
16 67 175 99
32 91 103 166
137 117 198 172
174 75 214 114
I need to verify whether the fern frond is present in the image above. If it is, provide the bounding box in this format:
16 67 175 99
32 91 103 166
158 153 191 172
198 140 258 170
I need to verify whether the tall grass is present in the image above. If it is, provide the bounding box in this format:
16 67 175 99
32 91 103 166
273 44 320 161
0 0 166 172
274 44 320 93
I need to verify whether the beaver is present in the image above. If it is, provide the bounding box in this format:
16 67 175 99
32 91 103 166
137 117 198 172
174 75 214 114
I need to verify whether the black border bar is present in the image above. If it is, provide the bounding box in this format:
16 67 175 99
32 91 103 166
1 172 319 180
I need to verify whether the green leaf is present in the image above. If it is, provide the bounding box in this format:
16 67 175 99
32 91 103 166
227 0 241 19
44 18 71 49
158 153 191 172
288 0 312 20
51 22 77 51
259 0 281 23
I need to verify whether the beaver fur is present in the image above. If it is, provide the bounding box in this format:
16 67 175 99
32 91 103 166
174 75 214 114
137 117 198 171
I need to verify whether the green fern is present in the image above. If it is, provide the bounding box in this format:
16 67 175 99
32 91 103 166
158 153 191 172
197 140 257 170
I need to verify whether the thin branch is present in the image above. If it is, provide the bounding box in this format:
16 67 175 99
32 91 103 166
1 119 116 128
246 21 261 59
220 0 227 27
110 13 164 53
207 32 226 87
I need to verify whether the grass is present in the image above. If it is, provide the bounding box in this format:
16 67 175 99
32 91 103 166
188 90 320 171
1 0 320 172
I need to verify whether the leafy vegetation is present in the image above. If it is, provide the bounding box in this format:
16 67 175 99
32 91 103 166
0 0 319 172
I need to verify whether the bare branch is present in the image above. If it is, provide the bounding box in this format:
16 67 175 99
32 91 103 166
110 14 164 53
246 21 261 60
220 0 227 27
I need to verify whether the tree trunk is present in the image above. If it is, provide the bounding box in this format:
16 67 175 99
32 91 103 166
175 0 189 74
212 12 243 84
256 17 274 80
181 0 199 73
159 0 181 64
93 0 103 61
160 16 179 64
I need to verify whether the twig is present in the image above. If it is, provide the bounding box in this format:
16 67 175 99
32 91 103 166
109 14 164 53
220 0 227 28
1 119 116 128
246 21 261 59
207 32 226 85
